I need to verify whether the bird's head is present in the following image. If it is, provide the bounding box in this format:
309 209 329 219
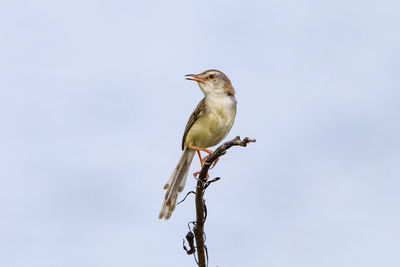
185 69 235 96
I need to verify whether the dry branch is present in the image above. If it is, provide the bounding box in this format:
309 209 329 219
188 136 256 267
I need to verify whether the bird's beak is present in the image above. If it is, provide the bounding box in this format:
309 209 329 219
185 74 206 84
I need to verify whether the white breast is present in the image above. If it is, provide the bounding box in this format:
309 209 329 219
203 94 237 146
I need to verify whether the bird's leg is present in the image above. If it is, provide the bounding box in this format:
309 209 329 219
189 145 214 155
196 150 204 167
200 154 220 169
189 145 213 179
192 153 210 179
189 145 221 169
189 145 214 166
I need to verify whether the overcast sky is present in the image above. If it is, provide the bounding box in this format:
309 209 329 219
1 0 399 266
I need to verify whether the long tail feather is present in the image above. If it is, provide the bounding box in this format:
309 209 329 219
159 147 195 219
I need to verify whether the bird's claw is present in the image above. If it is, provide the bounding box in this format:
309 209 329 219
202 155 219 169
193 171 209 179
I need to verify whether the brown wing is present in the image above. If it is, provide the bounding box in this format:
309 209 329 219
181 98 206 150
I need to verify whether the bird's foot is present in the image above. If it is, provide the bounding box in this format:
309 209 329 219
193 171 209 179
201 155 219 169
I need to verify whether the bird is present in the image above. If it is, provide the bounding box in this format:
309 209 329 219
159 69 237 220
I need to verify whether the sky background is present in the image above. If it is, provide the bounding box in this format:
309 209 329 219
1 0 399 266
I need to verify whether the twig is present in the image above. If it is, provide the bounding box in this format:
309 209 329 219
204 177 221 190
177 191 196 205
192 136 255 267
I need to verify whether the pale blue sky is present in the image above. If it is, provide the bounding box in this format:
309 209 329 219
1 0 399 266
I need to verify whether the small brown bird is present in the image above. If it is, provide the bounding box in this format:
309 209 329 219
159 69 237 220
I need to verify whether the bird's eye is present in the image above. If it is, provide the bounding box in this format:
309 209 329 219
209 74 216 79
